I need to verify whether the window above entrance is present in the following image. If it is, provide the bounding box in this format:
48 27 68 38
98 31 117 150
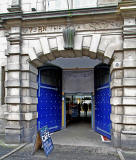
0 0 119 14
45 0 97 11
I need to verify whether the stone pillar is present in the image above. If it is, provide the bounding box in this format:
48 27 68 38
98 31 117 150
120 17 136 149
110 51 124 148
110 0 136 149
111 17 136 149
5 26 38 143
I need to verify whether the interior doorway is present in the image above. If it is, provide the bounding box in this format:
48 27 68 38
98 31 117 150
65 94 93 129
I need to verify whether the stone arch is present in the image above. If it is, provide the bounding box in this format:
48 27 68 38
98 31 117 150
23 34 123 67
11 33 123 144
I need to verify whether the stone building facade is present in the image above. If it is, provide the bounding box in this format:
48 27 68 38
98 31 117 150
0 0 136 149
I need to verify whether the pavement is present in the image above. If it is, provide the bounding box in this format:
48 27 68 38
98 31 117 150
0 134 18 160
0 119 136 160
1 143 120 160
122 150 136 160
0 136 136 160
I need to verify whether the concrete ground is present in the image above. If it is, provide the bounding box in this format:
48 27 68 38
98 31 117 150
2 143 120 160
52 117 112 148
0 119 135 160
0 134 18 158
122 151 136 160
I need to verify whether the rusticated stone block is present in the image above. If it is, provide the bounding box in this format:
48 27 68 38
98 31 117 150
121 134 136 150
123 97 136 105
124 69 136 78
124 50 136 60
110 79 122 88
124 39 136 49
112 131 121 148
22 119 37 128
111 70 123 79
111 113 123 123
124 124 136 131
5 132 23 144
8 44 20 54
111 97 122 106
124 106 136 116
123 78 136 86
112 123 123 132
123 60 136 68
123 116 136 124
112 51 123 61
124 87 136 97
111 88 123 97
111 105 123 115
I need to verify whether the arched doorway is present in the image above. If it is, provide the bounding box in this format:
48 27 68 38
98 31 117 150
37 57 111 141
26 33 122 146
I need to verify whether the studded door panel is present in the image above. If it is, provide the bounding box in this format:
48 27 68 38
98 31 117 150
94 64 111 139
37 67 62 133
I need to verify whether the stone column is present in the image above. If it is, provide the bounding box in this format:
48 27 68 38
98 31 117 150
110 0 136 149
121 17 136 149
110 51 124 148
111 17 136 149
5 26 38 143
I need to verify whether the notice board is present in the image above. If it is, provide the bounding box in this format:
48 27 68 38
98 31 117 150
33 126 54 157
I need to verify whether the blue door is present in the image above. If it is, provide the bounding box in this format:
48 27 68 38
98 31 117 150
37 66 62 133
94 64 111 139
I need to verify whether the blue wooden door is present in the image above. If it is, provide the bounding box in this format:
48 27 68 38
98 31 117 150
37 66 62 133
94 64 111 139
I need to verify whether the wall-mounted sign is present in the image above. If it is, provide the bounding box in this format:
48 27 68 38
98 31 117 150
22 21 122 35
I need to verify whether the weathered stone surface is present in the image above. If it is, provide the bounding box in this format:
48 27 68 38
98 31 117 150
124 50 136 59
123 97 136 105
111 70 123 79
124 87 136 97
110 113 123 123
123 116 136 124
110 79 122 88
8 44 20 54
124 69 136 78
123 78 136 86
124 39 136 49
74 35 83 51
112 105 123 115
121 134 136 149
111 88 123 97
124 18 136 25
5 133 23 144
112 123 123 132
124 106 136 116
112 131 121 147
90 34 101 53
123 60 136 68
98 0 118 6
5 112 38 121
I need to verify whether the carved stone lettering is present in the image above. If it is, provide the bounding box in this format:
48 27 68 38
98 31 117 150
22 21 123 35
